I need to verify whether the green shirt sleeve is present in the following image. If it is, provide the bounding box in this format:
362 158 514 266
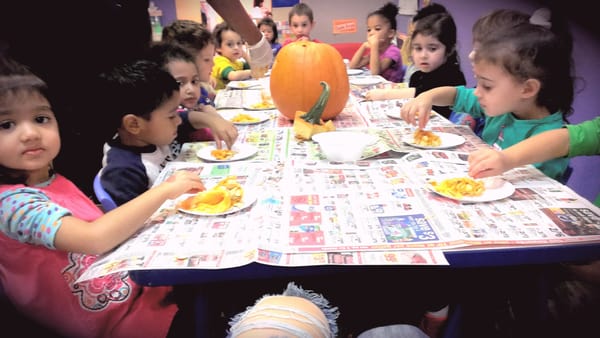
566 117 600 157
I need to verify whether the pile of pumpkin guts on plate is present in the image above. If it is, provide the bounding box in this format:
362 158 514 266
177 176 244 214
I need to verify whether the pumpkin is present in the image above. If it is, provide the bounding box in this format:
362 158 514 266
270 41 349 120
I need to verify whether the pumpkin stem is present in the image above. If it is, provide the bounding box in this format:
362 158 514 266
301 81 330 124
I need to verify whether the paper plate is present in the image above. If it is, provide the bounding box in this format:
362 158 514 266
227 80 261 89
196 143 258 162
347 69 364 76
219 110 270 125
402 132 465 149
243 102 277 110
177 190 258 216
428 177 515 203
350 76 383 86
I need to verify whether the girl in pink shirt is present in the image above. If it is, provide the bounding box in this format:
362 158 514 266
0 56 205 337
349 2 403 82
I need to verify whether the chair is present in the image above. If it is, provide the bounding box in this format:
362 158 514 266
93 171 117 212
330 42 363 60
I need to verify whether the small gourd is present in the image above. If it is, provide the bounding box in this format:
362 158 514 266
293 81 336 140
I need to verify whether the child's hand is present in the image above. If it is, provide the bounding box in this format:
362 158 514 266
468 148 512 179
162 170 206 199
367 34 381 49
206 113 239 149
364 89 388 101
400 93 433 129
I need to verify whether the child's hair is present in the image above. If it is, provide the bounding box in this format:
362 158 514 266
472 9 529 44
412 3 447 23
0 56 49 184
368 2 398 32
257 17 279 43
288 3 314 23
161 19 214 53
411 12 460 66
474 8 574 119
147 42 197 71
98 59 180 137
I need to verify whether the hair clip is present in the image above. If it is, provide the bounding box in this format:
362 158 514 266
529 7 551 29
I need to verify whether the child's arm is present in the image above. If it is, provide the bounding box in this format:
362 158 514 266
468 128 571 178
365 87 416 101
400 86 457 129
366 35 385 76
188 105 239 149
54 170 205 255
227 68 252 81
349 42 370 69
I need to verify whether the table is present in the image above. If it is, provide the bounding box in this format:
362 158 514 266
85 76 600 337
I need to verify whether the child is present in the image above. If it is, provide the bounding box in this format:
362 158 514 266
147 42 239 148
99 59 206 206
349 2 403 83
365 10 465 119
0 56 205 337
206 0 273 80
399 2 449 83
451 9 532 135
257 17 282 58
161 19 218 103
211 22 253 90
400 9 574 181
282 2 321 45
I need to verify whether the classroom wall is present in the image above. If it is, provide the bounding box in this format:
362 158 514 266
158 0 599 203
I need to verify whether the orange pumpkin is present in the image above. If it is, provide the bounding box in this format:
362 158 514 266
270 41 349 121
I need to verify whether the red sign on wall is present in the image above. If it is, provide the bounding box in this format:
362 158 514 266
332 18 357 34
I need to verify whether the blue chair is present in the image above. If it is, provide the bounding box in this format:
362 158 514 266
93 172 117 212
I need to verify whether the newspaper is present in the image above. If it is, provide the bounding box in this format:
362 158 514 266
78 152 600 282
77 84 600 282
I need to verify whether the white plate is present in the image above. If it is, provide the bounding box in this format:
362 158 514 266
227 80 261 89
347 69 363 76
177 189 258 216
402 131 465 149
428 178 515 203
350 76 383 86
219 110 270 125
196 143 258 162
243 102 277 111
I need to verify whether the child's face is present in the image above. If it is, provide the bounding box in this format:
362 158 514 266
259 24 275 43
472 60 526 117
410 33 447 73
289 15 314 40
166 59 201 109
217 30 245 62
366 15 394 45
134 92 182 146
195 43 216 83
0 89 60 181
